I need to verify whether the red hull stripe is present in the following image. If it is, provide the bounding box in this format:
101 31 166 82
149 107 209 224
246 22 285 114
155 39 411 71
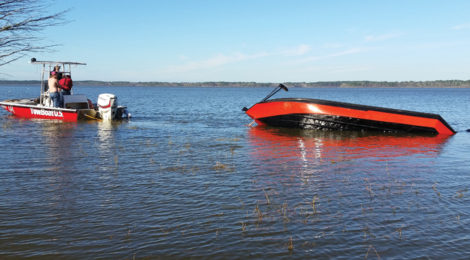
246 99 455 135
99 101 112 109
1 103 78 122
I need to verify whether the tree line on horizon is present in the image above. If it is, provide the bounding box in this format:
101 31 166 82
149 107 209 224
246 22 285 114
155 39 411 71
1 80 470 88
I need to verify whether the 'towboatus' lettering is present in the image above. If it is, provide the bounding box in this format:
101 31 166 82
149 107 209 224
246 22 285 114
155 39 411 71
30 108 64 117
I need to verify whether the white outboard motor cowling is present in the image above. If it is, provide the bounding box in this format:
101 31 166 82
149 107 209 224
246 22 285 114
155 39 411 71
97 93 118 120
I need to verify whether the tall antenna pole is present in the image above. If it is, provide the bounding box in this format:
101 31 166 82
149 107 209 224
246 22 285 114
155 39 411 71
40 63 45 105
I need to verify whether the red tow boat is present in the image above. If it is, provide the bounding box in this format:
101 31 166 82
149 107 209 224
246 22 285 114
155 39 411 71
243 84 455 135
0 101 87 121
0 58 129 122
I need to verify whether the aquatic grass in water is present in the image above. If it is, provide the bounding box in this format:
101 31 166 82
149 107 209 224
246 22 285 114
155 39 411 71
288 236 294 251
263 188 271 205
213 161 227 171
312 196 318 214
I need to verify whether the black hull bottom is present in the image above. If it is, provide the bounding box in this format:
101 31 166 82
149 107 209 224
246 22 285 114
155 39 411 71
258 113 439 135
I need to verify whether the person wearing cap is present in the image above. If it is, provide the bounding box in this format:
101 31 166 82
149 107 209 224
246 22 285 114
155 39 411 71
53 65 63 80
48 71 61 107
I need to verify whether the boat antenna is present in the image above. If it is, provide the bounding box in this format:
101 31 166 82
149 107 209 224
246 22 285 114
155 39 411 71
242 83 289 111
261 83 289 102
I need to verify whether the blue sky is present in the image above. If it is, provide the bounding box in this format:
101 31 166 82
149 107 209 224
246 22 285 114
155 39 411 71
2 0 470 82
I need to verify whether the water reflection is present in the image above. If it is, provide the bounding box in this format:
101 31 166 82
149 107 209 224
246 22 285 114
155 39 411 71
97 121 116 153
96 121 127 174
248 126 451 169
40 121 77 167
38 121 81 212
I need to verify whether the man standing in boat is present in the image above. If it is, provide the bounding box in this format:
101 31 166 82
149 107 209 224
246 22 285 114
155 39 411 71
48 71 61 107
59 75 73 95
59 74 73 107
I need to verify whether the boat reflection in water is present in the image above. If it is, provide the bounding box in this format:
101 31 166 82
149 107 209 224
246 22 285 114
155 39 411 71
96 121 128 173
248 126 451 178
40 121 78 167
97 121 116 150
38 122 82 209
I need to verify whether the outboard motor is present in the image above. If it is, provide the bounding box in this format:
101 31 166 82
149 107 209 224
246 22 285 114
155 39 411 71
97 93 118 120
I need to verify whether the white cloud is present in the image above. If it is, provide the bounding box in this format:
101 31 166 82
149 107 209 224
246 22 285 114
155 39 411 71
178 55 189 60
452 23 470 30
163 52 270 73
364 32 401 42
281 44 311 56
322 43 344 49
295 48 364 64
300 65 371 74
328 48 363 57
163 44 311 73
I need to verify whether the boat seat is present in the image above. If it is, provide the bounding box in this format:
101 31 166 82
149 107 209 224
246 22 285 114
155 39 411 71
64 94 90 109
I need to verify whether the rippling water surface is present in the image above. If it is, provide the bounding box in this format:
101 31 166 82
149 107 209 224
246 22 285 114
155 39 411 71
0 85 469 258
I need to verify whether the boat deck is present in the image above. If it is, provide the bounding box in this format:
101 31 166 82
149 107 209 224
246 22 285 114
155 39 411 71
1 98 38 106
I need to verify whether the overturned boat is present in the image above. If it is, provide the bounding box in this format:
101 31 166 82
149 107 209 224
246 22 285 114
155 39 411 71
243 84 455 135
0 58 129 121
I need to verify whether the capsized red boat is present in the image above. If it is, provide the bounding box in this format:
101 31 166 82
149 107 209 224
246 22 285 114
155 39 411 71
0 58 129 122
243 84 455 135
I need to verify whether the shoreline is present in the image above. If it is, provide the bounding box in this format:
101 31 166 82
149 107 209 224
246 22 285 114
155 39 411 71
1 80 470 88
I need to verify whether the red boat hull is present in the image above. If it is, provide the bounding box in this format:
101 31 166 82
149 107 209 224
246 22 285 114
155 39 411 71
1 103 79 121
245 98 455 135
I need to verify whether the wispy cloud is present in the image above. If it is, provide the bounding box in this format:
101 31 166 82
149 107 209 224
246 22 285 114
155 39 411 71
163 44 311 73
295 48 364 63
300 65 371 74
452 23 470 30
164 52 268 73
328 48 363 57
322 43 344 49
281 44 311 56
364 32 401 42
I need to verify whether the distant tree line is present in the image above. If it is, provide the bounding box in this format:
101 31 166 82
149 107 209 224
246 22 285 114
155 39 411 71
1 80 470 88
286 80 470 88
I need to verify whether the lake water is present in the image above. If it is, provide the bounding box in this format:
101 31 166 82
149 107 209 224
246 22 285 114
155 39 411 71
0 85 469 259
